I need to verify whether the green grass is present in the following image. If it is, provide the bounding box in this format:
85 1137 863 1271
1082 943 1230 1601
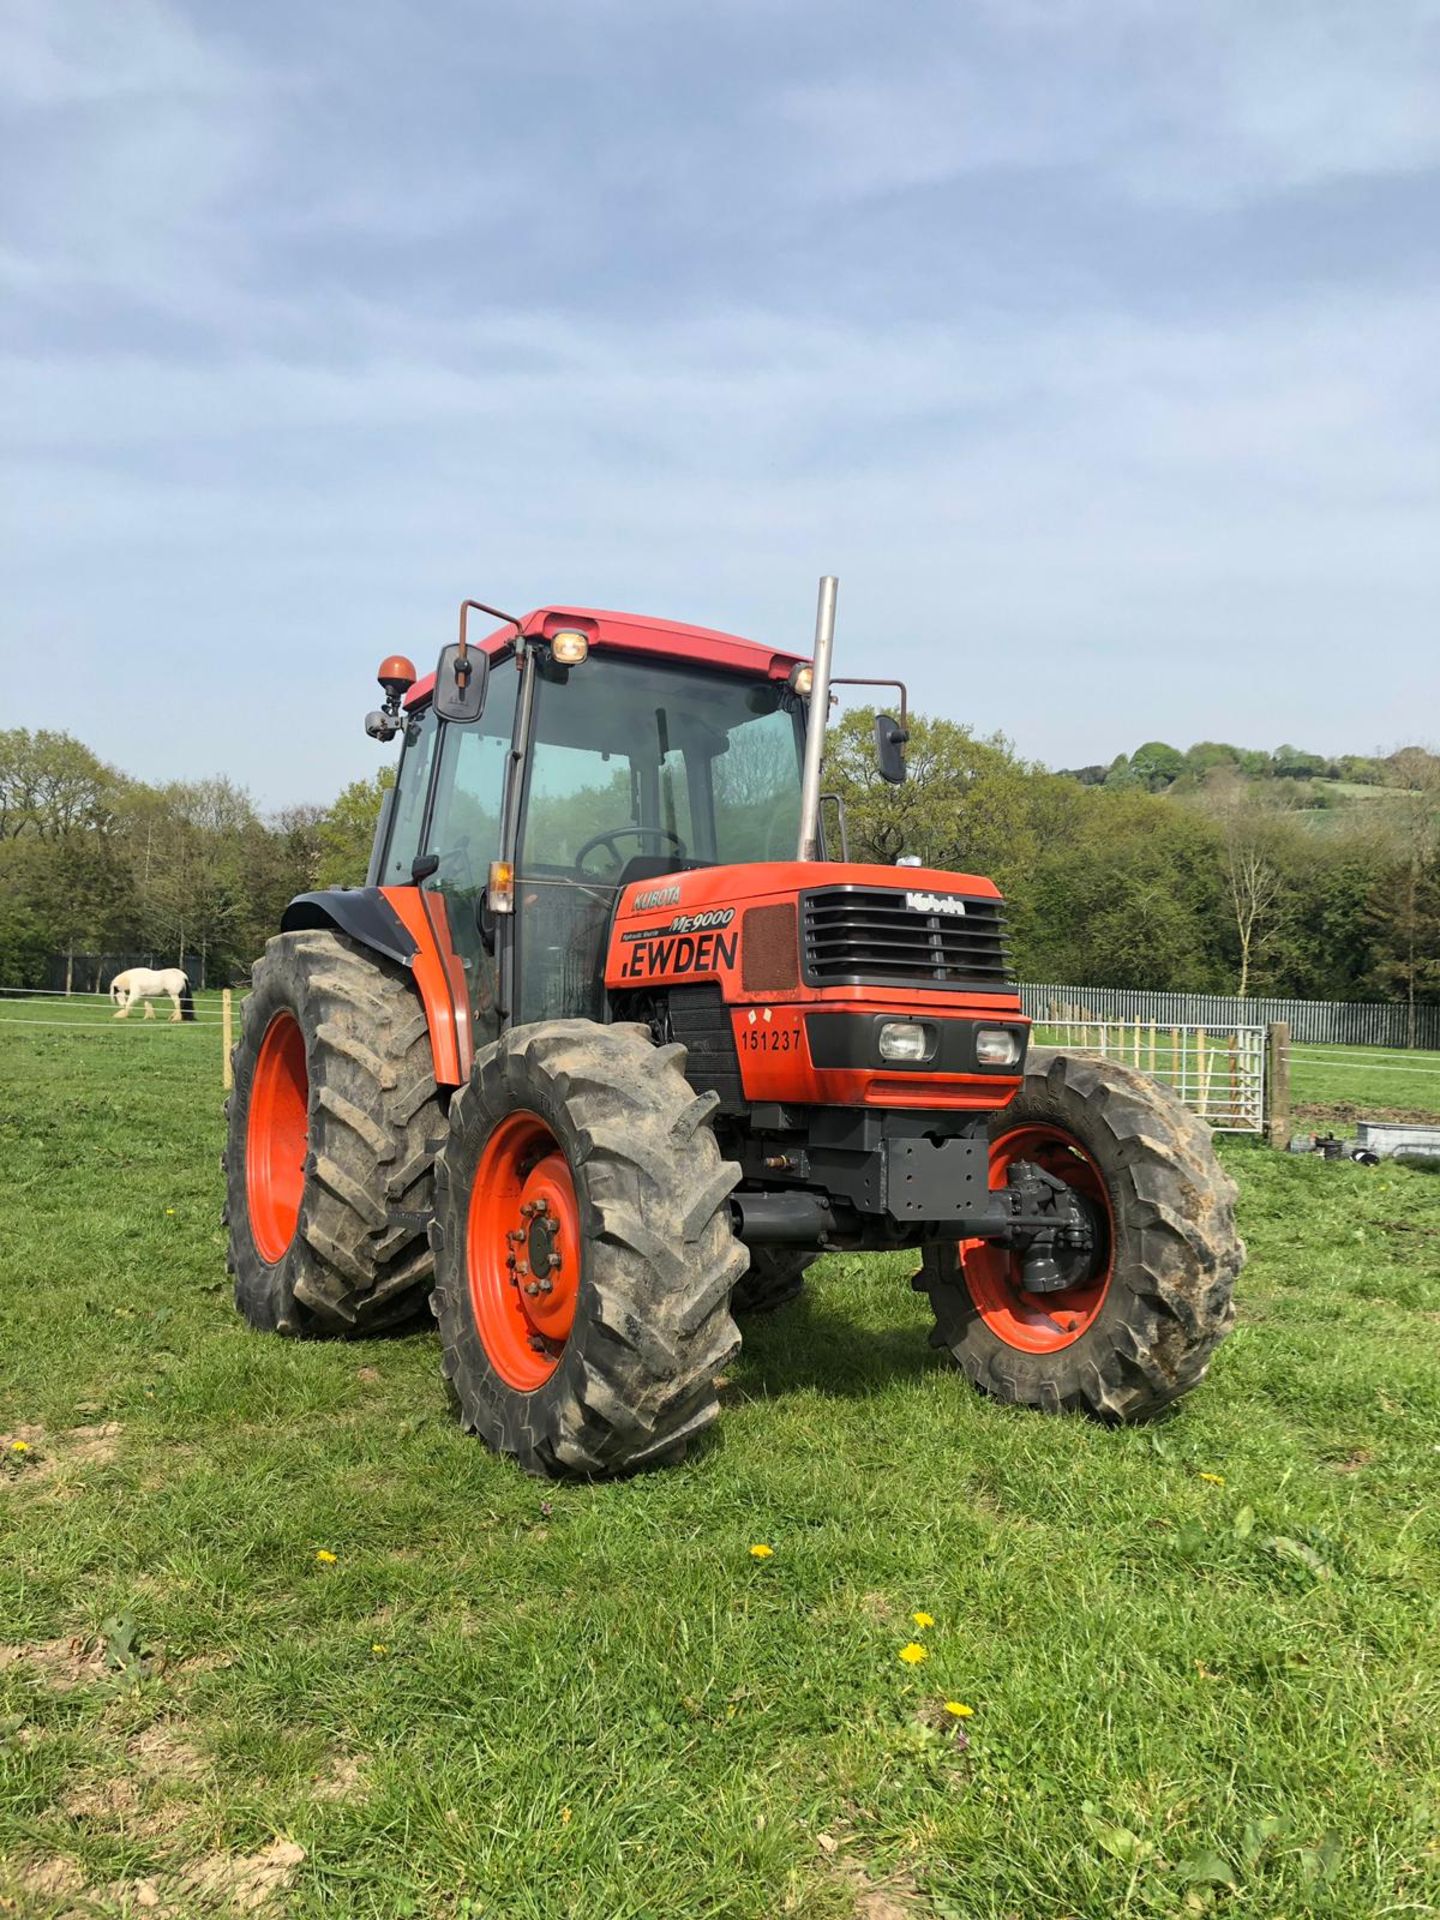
1288 1045 1440 1128
2 1009 1440 1918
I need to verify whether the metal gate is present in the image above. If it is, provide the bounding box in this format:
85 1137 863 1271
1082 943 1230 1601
1032 1019 1267 1134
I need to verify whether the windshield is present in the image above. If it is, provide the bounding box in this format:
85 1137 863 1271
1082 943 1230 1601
521 657 805 872
514 654 805 1021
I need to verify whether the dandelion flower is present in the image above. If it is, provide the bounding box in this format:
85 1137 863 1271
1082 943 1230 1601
314 1549 338 1564
912 1611 935 1630
9 1440 30 1454
944 1701 974 1718
1199 1472 1226 1487
165 1209 175 1217
749 1544 774 1559
371 1643 389 1655
898 1643 928 1665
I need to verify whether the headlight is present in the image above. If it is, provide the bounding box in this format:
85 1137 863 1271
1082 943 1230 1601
550 630 590 665
788 663 814 696
878 1021 931 1063
975 1027 1022 1067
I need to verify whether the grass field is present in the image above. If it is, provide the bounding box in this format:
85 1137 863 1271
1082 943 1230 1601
2 1000 1440 1919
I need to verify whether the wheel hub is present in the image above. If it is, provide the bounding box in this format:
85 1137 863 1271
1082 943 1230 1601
467 1116 581 1390
960 1123 1114 1354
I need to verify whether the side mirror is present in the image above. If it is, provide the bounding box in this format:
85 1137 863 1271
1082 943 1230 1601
433 642 489 724
874 712 908 785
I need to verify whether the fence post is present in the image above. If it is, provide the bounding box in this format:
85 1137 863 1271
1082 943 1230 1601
1196 1028 1209 1117
1265 1021 1291 1148
222 989 234 1092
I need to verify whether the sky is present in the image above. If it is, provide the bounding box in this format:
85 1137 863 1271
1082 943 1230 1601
2 0 1438 809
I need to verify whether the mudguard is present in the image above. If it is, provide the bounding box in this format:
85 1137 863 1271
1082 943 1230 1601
281 888 418 969
279 886 469 1088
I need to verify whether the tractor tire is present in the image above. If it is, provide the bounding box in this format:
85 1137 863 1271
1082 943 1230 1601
224 930 444 1337
918 1048 1241 1422
732 1248 815 1314
430 1020 746 1477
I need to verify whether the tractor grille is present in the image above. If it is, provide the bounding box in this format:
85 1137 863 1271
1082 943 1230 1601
800 886 1011 990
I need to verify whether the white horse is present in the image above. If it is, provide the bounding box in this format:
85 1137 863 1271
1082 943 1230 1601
110 967 196 1022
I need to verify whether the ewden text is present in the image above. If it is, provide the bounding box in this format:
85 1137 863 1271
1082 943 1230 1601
617 928 739 981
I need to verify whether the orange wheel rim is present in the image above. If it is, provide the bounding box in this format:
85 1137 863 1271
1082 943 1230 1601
246 1010 309 1264
466 1111 581 1391
960 1123 1112 1353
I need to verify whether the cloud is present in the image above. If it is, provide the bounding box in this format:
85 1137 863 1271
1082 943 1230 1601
779 1 1440 208
1 0 1437 801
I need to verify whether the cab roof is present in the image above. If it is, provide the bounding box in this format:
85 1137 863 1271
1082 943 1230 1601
405 605 804 708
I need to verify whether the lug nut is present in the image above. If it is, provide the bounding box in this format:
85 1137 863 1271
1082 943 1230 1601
538 1278 553 1294
524 1282 540 1298
547 1252 562 1271
517 1262 529 1278
528 1334 547 1352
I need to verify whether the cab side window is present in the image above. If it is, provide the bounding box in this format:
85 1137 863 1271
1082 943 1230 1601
377 707 439 884
426 665 519 891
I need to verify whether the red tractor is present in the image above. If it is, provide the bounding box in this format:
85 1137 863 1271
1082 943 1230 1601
225 581 1240 1476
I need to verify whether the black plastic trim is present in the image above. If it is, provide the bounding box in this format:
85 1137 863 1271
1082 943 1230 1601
280 888 419 971
805 1012 1027 1075
799 884 1013 992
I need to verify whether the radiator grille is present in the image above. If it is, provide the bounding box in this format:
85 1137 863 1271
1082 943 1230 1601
801 887 1011 990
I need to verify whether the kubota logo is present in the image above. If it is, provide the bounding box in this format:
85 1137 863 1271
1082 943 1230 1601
904 891 967 916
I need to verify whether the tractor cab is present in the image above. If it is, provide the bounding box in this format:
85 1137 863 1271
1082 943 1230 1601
368 608 813 1051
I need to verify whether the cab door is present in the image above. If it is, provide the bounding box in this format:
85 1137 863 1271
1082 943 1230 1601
417 659 521 1051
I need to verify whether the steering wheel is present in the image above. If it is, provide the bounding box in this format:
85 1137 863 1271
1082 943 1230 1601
573 824 686 878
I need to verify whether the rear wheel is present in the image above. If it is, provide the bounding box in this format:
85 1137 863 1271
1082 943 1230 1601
224 931 444 1335
919 1049 1241 1420
732 1248 815 1314
431 1021 745 1477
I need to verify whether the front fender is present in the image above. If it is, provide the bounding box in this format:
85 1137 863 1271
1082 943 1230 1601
281 888 418 969
280 887 468 1087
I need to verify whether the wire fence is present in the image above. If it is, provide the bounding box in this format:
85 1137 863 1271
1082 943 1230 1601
0 987 238 1082
1021 983 1440 1051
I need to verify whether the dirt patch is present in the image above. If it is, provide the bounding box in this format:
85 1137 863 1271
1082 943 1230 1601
65 1423 123 1465
169 1650 235 1678
831 1858 924 1918
355 1365 381 1385
1 1422 123 1491
1327 1448 1375 1473
311 1753 367 1802
130 1720 209 1781
1296 1100 1440 1129
61 1772 141 1820
0 1633 109 1691
18 1841 309 1919
152 1839 306 1914
3 1854 85 1904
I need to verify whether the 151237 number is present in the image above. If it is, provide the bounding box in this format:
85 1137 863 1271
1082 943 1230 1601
739 1026 798 1052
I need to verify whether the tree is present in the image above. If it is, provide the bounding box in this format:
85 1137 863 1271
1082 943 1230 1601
1024 789 1227 990
1366 754 1440 1040
0 729 118 839
1129 741 1186 791
316 769 394 888
1202 774 1290 997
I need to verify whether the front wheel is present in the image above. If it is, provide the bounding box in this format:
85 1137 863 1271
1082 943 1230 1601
918 1049 1242 1421
430 1022 746 1477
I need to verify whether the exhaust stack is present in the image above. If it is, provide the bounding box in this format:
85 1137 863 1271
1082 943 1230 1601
796 574 838 861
